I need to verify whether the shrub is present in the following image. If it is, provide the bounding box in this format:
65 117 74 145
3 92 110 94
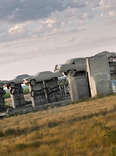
4 93 10 99
23 88 29 95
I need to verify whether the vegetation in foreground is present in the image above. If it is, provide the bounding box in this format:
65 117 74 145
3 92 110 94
0 95 116 156
4 87 29 99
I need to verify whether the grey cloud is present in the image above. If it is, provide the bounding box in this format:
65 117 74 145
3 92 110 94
0 0 115 24
0 0 115 43
0 0 87 23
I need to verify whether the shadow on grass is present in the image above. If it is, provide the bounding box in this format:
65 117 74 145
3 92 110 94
15 141 41 150
0 126 40 138
15 138 59 151
104 130 116 144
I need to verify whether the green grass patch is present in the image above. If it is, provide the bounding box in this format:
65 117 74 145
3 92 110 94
112 147 116 156
105 130 116 144
23 88 29 95
4 93 10 99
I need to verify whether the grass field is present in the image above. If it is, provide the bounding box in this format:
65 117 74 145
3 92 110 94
0 95 116 156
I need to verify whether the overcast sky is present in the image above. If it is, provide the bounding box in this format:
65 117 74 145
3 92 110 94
0 0 116 80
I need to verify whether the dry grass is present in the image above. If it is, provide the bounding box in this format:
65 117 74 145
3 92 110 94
1 95 116 156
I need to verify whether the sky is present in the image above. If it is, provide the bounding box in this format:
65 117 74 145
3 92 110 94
0 0 116 80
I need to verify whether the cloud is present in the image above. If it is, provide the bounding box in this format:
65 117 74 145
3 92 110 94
8 23 26 33
0 0 87 23
99 0 112 9
0 0 92 42
0 0 115 25
108 10 116 17
0 0 115 43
